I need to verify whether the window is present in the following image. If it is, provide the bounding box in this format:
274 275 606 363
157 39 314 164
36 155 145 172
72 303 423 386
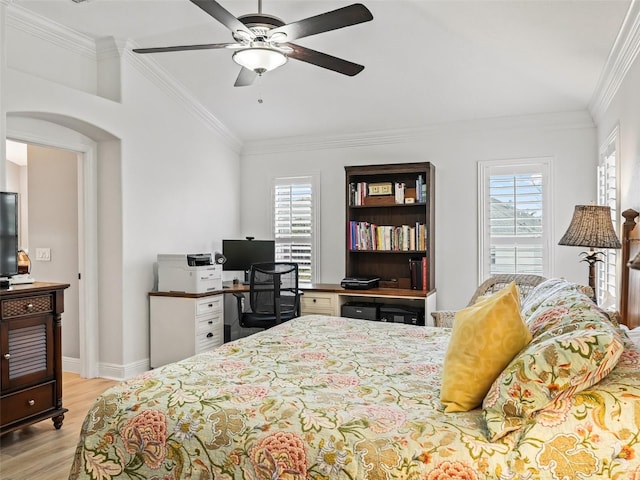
478 158 552 281
272 175 319 284
596 127 619 308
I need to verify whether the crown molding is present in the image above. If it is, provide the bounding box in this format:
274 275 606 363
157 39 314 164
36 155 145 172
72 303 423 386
6 3 95 60
124 43 242 153
242 110 595 156
5 2 242 153
589 0 640 123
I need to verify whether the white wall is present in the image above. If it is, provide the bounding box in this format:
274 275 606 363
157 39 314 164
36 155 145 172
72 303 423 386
27 145 79 359
594 44 640 214
1 4 242 378
5 159 19 191
241 111 597 311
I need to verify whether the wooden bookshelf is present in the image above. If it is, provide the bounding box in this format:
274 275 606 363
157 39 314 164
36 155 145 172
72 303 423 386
345 162 435 291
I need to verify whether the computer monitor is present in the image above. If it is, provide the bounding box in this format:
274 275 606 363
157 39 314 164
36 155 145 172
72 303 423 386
222 239 275 283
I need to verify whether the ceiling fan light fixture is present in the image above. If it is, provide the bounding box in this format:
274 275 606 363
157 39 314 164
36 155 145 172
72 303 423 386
233 47 287 74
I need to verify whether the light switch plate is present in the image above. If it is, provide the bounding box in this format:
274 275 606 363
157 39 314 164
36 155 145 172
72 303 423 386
36 248 51 261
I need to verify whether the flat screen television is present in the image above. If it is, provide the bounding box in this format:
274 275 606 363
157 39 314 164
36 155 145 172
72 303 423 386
0 192 19 280
222 239 275 282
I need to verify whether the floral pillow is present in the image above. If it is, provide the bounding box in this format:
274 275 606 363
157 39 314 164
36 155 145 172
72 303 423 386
483 313 624 441
525 288 603 338
520 278 594 321
519 278 574 319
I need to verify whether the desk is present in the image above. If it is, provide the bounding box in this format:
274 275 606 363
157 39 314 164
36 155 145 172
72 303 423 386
151 283 436 319
219 282 435 314
149 285 437 364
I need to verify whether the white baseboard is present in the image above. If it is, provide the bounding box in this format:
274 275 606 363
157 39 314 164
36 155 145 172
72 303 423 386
62 356 81 374
62 356 150 381
98 359 151 381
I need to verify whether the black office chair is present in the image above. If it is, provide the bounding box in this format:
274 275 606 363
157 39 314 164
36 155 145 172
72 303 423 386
233 262 302 330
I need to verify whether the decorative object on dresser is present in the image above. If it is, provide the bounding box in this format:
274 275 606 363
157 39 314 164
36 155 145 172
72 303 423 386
0 282 69 435
558 204 621 298
345 162 435 292
17 249 31 274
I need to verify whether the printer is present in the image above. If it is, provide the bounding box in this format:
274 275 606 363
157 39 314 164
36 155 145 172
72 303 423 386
340 276 380 290
157 253 222 293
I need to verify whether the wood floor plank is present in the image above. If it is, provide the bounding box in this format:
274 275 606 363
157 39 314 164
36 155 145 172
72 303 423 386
0 372 118 480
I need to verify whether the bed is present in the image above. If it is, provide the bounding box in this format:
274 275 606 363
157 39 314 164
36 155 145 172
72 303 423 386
69 210 640 480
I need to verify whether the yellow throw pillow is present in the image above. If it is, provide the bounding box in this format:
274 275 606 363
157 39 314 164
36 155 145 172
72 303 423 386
440 282 532 413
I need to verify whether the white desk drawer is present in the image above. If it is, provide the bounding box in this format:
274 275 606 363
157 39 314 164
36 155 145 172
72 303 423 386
195 297 222 316
301 292 337 315
197 313 222 332
196 330 222 353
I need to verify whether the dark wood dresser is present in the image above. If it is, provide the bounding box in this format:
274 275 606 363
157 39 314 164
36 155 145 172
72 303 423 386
0 282 69 435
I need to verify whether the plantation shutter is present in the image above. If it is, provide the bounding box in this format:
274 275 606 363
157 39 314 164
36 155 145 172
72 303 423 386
597 130 619 308
479 159 551 279
273 177 315 284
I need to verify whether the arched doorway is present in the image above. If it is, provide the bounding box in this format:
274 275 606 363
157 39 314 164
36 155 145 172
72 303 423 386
7 113 119 378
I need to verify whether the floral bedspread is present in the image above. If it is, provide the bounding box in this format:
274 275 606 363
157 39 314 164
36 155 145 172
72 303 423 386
69 315 640 480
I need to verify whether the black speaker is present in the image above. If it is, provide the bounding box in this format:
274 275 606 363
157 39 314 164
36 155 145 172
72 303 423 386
341 302 379 320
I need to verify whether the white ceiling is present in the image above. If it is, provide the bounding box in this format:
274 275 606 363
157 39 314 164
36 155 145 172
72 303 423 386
11 0 632 143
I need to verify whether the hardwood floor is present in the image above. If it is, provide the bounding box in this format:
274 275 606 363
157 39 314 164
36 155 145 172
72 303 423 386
0 372 118 480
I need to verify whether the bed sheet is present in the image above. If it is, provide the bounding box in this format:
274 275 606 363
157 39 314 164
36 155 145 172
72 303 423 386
69 315 640 479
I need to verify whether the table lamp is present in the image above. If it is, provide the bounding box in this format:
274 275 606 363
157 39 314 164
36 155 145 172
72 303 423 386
558 205 621 298
17 249 31 274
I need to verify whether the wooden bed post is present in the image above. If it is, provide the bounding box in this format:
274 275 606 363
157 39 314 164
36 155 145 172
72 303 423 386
620 208 639 327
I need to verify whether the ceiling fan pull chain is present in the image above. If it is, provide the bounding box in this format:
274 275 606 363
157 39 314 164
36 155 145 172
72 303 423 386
257 74 264 104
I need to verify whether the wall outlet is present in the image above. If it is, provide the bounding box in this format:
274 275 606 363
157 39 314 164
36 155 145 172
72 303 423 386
36 248 51 261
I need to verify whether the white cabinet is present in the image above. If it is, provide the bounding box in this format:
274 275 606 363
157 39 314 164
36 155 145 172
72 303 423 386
300 291 339 316
149 294 224 368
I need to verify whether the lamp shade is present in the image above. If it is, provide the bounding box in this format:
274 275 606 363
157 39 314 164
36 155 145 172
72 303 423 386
558 205 621 249
232 47 287 74
629 251 640 270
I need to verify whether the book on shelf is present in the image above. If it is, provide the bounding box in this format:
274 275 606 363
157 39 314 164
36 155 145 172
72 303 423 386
409 257 428 291
394 182 405 204
349 221 426 251
413 175 427 204
349 182 369 206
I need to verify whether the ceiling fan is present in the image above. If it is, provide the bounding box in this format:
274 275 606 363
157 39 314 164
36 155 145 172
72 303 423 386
132 0 373 87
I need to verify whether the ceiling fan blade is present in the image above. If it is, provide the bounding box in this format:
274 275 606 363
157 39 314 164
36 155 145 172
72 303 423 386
234 67 258 87
190 0 254 39
286 44 364 76
268 3 373 42
133 43 239 54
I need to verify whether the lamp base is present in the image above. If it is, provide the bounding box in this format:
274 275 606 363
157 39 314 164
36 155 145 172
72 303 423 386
579 249 604 302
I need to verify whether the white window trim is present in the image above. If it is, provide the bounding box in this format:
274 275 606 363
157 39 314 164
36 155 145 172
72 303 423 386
271 173 321 284
477 157 554 284
596 125 620 308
